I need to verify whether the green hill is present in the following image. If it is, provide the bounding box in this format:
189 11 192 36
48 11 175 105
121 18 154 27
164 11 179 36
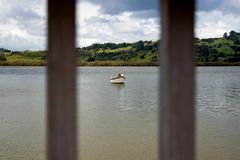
1 30 240 66
76 40 159 66
196 31 240 65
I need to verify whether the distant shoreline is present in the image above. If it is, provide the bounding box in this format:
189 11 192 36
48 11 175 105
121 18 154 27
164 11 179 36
1 61 240 66
1 31 240 67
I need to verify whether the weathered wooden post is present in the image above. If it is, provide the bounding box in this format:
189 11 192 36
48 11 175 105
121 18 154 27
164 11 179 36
47 0 77 159
160 0 195 160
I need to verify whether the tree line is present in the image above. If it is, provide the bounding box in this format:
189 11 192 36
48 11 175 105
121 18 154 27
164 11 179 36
1 30 240 65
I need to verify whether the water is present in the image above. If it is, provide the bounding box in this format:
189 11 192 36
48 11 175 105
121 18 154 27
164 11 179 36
0 67 239 160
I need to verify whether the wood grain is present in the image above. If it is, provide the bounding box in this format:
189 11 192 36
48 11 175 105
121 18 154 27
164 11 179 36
159 0 196 160
47 0 77 160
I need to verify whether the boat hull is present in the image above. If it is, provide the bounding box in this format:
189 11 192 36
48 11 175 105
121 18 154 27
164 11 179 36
110 77 125 84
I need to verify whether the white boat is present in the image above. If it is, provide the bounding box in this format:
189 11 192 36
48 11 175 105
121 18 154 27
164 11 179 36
110 74 126 84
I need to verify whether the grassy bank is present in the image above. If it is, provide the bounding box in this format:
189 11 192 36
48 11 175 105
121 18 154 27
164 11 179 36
1 30 240 66
1 59 240 66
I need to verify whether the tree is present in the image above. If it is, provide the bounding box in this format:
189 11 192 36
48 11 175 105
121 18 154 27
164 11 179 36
223 32 228 39
86 57 95 62
140 54 145 59
134 41 144 51
0 53 7 61
228 30 239 42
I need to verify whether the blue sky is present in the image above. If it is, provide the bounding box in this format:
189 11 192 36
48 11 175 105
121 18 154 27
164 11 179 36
0 0 240 50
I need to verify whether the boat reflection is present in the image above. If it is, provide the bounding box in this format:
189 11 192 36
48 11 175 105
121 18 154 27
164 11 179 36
111 83 125 90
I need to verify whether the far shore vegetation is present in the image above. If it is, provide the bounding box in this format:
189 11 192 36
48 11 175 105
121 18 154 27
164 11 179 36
1 31 240 66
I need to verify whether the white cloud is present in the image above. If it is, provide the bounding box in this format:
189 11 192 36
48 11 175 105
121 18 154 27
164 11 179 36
77 1 101 24
77 2 160 47
222 0 240 11
77 1 240 47
229 0 240 6
0 0 240 50
196 10 240 38
0 0 46 51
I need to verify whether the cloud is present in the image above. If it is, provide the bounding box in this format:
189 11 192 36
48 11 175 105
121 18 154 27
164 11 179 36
220 0 240 14
80 0 159 15
196 0 224 11
196 10 240 38
77 1 240 47
77 1 160 47
0 0 240 50
0 0 46 51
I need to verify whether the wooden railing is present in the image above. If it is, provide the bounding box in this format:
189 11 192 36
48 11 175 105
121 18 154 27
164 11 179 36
47 0 195 160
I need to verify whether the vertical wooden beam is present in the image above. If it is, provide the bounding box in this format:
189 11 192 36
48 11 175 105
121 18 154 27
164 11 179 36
160 0 195 160
47 0 77 160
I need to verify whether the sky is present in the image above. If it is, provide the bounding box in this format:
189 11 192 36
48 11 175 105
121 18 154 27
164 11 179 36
0 0 240 51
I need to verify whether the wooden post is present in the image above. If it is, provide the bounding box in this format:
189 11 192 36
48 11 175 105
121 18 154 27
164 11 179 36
160 0 195 160
47 0 77 160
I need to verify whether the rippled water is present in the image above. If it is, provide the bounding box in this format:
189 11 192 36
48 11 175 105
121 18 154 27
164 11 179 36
0 67 239 160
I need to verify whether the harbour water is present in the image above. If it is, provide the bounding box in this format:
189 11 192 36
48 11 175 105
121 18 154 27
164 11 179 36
0 67 239 160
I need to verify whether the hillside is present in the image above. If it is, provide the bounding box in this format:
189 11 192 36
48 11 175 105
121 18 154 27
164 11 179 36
0 30 240 66
196 31 240 65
